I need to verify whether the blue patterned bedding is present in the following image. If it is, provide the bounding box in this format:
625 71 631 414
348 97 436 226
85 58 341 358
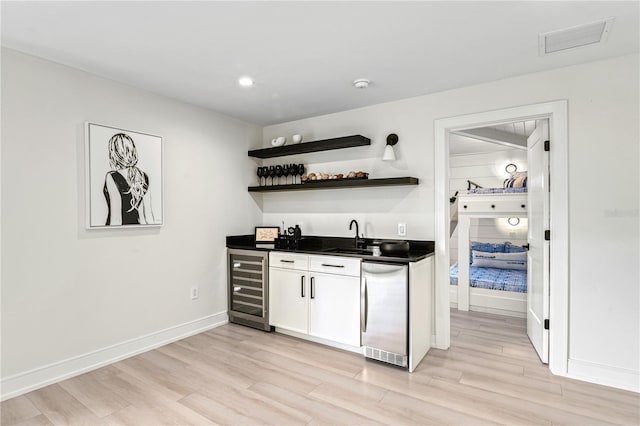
468 187 527 194
450 264 527 293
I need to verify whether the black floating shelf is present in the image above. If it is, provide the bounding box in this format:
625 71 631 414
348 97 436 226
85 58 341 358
248 177 419 192
248 135 371 159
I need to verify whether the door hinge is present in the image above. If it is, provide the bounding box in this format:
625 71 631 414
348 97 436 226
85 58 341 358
544 140 550 151
545 230 550 241
544 319 550 330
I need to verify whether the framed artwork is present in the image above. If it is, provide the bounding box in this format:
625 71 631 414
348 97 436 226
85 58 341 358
85 122 163 229
255 226 279 248
255 226 280 243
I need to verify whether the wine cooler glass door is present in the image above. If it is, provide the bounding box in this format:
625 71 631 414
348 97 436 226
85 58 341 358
229 252 265 317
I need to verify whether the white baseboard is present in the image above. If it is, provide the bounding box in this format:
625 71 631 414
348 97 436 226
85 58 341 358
430 334 441 349
568 358 640 393
1 312 228 401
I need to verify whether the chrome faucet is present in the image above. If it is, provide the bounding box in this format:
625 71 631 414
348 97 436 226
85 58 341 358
349 219 365 248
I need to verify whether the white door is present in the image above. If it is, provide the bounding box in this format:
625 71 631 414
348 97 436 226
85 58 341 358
308 272 361 346
527 119 550 363
268 268 308 334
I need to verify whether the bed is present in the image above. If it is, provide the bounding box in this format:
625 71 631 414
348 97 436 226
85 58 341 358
449 244 528 318
450 264 527 293
467 187 527 195
449 262 527 318
452 177 529 317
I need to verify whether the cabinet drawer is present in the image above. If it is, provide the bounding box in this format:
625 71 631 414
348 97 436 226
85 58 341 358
270 252 309 271
459 195 527 214
309 255 361 277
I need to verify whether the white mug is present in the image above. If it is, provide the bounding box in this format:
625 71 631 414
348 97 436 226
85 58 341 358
292 134 303 144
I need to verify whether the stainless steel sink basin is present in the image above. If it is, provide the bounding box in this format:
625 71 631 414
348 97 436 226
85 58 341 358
324 247 373 255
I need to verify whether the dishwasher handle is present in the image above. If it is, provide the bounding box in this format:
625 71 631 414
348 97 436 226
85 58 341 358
361 277 368 333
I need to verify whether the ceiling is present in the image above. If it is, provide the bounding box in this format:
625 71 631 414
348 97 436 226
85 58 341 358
2 2 638 126
450 120 536 155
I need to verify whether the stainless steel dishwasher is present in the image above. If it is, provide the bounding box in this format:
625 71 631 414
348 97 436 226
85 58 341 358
361 261 409 368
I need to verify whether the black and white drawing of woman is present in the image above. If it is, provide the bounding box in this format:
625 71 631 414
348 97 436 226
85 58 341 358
103 133 155 225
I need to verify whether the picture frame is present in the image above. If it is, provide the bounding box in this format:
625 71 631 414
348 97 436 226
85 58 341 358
85 122 164 229
255 226 280 247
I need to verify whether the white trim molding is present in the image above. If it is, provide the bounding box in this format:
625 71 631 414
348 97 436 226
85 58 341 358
434 100 569 375
0 312 228 401
568 359 640 393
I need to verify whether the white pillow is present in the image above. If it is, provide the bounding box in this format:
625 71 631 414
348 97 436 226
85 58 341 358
472 250 527 270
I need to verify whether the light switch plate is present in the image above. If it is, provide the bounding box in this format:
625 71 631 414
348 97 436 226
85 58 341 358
397 223 407 237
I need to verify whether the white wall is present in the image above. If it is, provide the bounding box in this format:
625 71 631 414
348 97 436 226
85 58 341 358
449 149 527 197
0 49 262 397
2 48 637 394
260 105 435 239
449 149 528 265
450 218 529 267
262 54 639 390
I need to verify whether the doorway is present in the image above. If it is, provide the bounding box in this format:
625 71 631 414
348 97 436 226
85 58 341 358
448 118 544 361
434 101 569 376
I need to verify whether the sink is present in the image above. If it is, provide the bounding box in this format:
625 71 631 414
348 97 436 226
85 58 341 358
324 247 373 255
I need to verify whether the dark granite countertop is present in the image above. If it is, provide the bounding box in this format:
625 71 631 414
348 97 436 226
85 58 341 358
226 234 434 264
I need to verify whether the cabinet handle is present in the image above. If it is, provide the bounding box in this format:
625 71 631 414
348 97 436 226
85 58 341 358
321 263 345 268
491 204 496 209
280 259 294 263
361 278 368 333
301 276 305 298
310 277 315 299
463 205 468 209
521 204 526 208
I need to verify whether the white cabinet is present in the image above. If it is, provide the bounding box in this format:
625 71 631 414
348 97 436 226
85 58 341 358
409 256 434 372
270 251 309 271
269 252 361 348
268 268 308 334
308 272 361 346
308 255 362 277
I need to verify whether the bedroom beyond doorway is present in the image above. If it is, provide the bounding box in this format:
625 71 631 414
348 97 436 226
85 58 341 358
433 101 568 377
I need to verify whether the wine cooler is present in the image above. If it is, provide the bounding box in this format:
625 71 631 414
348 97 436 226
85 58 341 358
227 249 272 331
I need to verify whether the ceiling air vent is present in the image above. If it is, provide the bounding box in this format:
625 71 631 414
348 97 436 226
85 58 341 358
539 18 614 56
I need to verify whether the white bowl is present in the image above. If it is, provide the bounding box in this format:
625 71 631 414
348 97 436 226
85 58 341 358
271 137 286 147
291 134 303 144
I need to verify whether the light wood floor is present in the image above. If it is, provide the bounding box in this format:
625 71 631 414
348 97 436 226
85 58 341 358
3 310 639 425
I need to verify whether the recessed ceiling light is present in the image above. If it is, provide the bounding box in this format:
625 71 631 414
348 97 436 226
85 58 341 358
238 76 254 87
353 78 370 89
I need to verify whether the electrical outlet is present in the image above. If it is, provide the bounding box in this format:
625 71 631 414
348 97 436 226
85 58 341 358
397 222 407 237
190 286 199 300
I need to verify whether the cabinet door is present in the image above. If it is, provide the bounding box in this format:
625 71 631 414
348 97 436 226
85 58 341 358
308 272 360 346
268 268 308 334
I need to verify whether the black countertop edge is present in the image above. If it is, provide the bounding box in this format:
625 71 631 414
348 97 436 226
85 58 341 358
226 235 435 263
